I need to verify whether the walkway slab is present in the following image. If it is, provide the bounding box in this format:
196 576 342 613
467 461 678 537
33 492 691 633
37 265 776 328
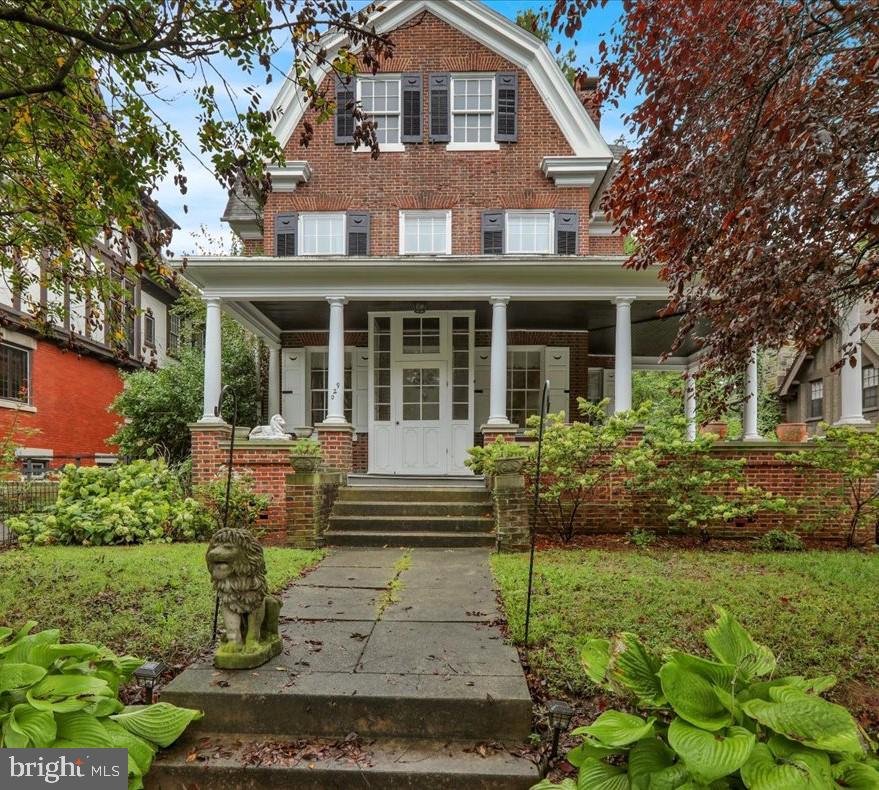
281 585 381 621
297 563 392 589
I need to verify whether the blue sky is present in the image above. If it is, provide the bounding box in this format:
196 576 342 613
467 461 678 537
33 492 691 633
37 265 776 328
154 0 630 255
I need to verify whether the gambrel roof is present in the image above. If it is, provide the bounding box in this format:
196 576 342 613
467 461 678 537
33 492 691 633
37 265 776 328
268 0 613 161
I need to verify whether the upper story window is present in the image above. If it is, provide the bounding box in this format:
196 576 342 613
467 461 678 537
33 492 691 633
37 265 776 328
358 77 402 149
0 342 30 404
808 379 824 419
864 365 878 410
167 313 181 356
275 212 371 257
451 76 494 146
481 209 579 255
143 311 155 347
399 210 451 255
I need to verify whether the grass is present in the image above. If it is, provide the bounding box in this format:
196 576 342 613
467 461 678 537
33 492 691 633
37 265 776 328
492 548 879 698
0 544 323 665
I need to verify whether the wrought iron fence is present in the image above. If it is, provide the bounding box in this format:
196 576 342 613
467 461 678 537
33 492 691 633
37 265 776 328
0 480 59 547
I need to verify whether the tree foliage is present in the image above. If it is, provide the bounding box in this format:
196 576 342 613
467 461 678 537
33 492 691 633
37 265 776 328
547 0 879 375
0 0 390 329
110 292 259 462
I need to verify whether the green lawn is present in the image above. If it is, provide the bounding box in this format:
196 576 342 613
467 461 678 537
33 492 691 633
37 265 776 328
492 549 879 699
0 544 323 665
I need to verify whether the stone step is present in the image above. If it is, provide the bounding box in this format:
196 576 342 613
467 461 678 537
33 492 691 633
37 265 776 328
337 486 491 503
323 530 496 548
328 514 495 533
347 474 487 489
332 500 493 517
148 734 538 789
160 672 531 742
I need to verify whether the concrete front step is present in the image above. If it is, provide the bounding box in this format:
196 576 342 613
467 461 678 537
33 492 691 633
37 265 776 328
160 671 531 742
148 734 538 789
332 500 493 517
323 530 496 548
347 474 486 489
337 485 491 503
328 514 494 533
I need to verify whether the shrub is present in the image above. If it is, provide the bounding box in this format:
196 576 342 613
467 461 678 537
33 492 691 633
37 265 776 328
754 529 806 552
625 528 657 549
536 607 878 789
0 621 201 788
193 469 269 533
8 459 213 546
465 436 528 476
290 437 322 457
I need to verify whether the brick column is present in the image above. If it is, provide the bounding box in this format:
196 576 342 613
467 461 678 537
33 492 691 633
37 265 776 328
316 423 354 473
285 469 343 548
189 422 232 485
493 469 531 552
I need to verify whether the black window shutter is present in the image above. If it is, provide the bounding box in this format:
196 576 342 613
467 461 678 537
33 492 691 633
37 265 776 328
481 211 504 255
346 212 371 256
429 73 450 143
401 73 423 143
276 213 297 256
335 75 355 144
495 72 518 142
555 210 579 255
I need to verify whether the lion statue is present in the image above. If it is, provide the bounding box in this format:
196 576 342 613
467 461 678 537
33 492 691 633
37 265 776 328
248 414 291 440
206 527 282 668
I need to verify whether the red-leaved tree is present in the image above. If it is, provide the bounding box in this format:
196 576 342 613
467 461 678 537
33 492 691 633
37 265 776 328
551 0 879 375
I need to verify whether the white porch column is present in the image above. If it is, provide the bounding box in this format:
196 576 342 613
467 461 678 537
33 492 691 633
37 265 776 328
743 345 762 440
201 297 223 422
266 342 281 418
613 297 635 413
837 302 869 426
685 371 697 441
487 296 511 425
323 296 348 425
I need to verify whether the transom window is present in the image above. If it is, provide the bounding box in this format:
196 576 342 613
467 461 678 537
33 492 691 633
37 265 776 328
508 349 543 428
506 212 553 254
0 343 30 403
452 76 494 144
300 213 346 256
402 317 441 354
809 379 824 419
359 77 401 146
400 211 451 255
309 350 352 426
864 365 878 410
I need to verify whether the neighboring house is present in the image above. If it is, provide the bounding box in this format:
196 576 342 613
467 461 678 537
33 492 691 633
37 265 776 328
183 0 759 476
776 305 879 434
0 206 180 475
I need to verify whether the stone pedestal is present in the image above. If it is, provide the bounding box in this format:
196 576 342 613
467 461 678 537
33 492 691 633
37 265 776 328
492 470 531 552
481 423 519 446
316 422 354 473
286 469 344 548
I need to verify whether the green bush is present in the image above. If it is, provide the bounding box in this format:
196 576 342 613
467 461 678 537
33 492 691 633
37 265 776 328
0 622 201 789
625 528 658 549
465 436 528 476
193 469 269 533
8 459 213 546
290 437 322 457
754 529 806 552
535 607 878 789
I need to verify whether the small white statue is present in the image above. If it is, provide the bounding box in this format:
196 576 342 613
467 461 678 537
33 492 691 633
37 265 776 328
248 414 291 440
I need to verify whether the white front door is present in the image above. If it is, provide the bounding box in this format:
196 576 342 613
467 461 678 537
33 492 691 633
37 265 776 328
398 362 447 474
368 312 474 475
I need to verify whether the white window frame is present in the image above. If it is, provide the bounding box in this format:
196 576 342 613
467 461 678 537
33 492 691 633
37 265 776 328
504 209 555 255
399 210 452 256
507 346 545 428
306 347 354 426
863 364 878 411
354 75 405 153
808 379 824 420
448 73 500 152
298 212 347 256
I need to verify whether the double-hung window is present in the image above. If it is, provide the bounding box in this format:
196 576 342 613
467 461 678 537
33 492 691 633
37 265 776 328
309 350 352 426
143 311 155 347
450 75 495 148
167 313 181 356
505 212 554 254
358 76 403 150
399 210 451 255
864 365 878 410
507 349 543 428
0 343 30 404
808 379 824 419
300 213 346 255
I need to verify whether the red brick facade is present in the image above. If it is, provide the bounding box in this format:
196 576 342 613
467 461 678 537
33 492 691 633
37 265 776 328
0 340 126 466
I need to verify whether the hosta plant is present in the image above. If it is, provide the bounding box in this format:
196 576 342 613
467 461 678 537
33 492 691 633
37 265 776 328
533 607 878 789
0 623 202 790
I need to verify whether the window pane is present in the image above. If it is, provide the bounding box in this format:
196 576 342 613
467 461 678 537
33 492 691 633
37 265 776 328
401 213 448 254
300 213 345 255
0 344 28 402
506 213 553 254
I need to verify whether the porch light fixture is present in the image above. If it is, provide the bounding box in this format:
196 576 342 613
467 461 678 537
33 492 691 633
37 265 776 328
414 302 427 314
546 699 574 762
134 661 166 704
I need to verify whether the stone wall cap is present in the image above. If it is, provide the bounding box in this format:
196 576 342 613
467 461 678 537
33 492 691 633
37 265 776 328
189 421 232 432
315 422 355 433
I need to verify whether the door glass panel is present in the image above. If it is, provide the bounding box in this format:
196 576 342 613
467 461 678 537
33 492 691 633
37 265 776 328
373 317 392 421
403 317 441 354
401 367 440 422
451 315 470 421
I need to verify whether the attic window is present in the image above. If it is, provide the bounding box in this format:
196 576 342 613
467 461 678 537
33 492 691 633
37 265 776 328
357 77 403 150
449 75 498 150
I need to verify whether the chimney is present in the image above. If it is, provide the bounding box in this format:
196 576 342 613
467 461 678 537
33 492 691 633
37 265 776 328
574 74 601 128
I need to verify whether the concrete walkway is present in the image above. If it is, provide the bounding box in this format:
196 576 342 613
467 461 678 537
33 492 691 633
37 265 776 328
153 548 538 788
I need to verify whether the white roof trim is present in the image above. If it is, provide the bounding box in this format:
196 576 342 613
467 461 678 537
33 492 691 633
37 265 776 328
267 160 312 193
541 156 609 188
269 0 613 161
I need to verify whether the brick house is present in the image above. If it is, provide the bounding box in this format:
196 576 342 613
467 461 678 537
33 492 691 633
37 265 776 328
0 206 181 474
184 0 768 477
